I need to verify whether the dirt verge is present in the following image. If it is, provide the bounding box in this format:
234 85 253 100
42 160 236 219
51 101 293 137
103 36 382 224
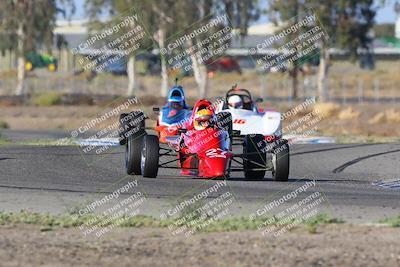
1 224 399 267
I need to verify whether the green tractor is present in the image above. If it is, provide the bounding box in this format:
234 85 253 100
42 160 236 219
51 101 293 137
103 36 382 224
25 52 58 72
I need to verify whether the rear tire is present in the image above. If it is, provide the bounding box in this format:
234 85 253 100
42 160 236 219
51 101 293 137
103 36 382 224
243 134 266 180
272 140 289 182
125 135 143 175
140 135 159 178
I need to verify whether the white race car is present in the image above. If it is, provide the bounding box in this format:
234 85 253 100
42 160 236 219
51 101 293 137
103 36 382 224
215 87 289 181
216 88 282 138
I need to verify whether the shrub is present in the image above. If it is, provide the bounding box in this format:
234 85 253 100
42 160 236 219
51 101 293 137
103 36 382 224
0 121 9 129
31 92 62 106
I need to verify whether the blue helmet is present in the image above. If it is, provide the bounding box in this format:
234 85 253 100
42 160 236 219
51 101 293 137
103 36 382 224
167 86 186 109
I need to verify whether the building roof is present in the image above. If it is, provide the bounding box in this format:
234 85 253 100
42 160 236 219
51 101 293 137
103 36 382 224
247 22 281 35
54 20 88 35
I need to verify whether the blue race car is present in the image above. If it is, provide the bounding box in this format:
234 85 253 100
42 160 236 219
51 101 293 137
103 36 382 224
153 85 191 143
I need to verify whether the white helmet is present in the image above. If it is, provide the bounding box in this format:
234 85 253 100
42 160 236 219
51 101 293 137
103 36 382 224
228 95 243 109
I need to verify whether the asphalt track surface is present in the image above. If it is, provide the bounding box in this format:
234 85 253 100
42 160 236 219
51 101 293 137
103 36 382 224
0 130 399 223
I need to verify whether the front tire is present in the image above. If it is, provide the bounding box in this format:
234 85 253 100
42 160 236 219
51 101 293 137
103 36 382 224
125 135 143 175
243 134 266 180
119 111 145 145
216 111 233 138
140 135 159 178
272 140 289 182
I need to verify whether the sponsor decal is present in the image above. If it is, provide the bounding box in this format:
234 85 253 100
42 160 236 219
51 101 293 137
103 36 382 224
168 109 177 118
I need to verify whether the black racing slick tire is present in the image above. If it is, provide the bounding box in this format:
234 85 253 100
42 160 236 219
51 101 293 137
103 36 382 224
216 111 233 138
272 140 289 182
140 135 159 178
119 111 145 145
243 134 266 180
125 135 144 175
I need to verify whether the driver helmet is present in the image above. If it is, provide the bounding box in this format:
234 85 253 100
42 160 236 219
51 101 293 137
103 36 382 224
228 95 243 109
168 95 184 109
193 108 214 131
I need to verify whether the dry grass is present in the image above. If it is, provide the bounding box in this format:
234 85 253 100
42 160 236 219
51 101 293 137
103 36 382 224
338 107 360 120
368 112 386 124
1 60 400 99
0 100 399 139
369 109 400 124
385 109 400 123
313 103 340 118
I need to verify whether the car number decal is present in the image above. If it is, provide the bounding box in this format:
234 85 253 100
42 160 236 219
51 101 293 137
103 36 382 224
205 148 227 158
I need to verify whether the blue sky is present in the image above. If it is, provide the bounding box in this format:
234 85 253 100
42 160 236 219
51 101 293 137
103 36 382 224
375 0 398 23
64 0 398 24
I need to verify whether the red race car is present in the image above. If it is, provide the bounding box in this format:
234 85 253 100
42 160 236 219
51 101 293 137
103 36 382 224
120 99 287 180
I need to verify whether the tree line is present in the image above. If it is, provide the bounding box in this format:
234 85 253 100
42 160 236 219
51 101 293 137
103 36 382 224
0 0 382 102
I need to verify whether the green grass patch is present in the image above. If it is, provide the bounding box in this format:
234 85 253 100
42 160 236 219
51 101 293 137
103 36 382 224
379 216 400 227
0 211 344 233
304 214 344 233
0 211 162 229
0 131 12 145
30 92 63 106
203 217 268 232
335 134 400 144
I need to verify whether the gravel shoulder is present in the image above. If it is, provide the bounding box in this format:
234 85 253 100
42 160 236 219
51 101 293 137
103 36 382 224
1 224 399 267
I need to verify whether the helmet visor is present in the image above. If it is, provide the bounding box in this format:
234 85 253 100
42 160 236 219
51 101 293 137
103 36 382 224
169 101 183 109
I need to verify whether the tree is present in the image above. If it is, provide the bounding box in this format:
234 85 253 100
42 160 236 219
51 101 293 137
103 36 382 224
85 0 138 96
225 0 261 47
173 0 212 98
267 0 377 102
149 1 175 97
0 0 73 95
315 0 375 102
86 0 259 98
85 0 176 97
267 0 303 99
172 0 260 98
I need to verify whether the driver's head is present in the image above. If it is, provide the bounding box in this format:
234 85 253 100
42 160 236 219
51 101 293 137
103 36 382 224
168 95 184 109
228 95 243 109
193 108 214 131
